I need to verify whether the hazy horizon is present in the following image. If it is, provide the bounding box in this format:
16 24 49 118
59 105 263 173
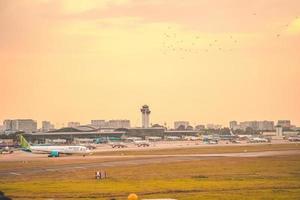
0 110 298 129
1 0 300 127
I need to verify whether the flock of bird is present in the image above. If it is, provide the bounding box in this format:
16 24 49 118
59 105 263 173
162 32 238 58
160 14 299 59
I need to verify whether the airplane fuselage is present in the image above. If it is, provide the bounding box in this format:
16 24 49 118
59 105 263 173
30 145 90 154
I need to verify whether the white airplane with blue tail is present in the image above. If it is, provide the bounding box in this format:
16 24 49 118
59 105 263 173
19 135 91 157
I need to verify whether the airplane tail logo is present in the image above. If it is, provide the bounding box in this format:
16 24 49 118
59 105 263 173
19 135 31 150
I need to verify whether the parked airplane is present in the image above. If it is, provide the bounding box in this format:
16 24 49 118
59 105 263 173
288 136 300 142
204 140 218 144
19 135 91 157
249 137 269 143
126 137 142 142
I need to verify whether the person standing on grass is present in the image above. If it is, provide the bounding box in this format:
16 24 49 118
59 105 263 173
95 171 100 179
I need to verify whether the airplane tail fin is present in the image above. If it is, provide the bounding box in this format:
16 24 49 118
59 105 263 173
19 134 31 150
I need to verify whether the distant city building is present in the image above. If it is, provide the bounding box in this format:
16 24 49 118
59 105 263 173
206 124 222 129
240 121 259 130
229 121 238 129
67 122 80 128
258 121 274 131
0 123 3 132
107 120 131 128
91 120 106 128
3 120 13 131
91 119 130 128
229 121 242 130
174 121 189 130
42 121 55 132
3 119 37 133
277 120 291 128
233 120 274 131
141 105 151 128
195 124 205 131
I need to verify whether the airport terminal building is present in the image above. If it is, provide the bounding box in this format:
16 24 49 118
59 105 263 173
23 125 199 143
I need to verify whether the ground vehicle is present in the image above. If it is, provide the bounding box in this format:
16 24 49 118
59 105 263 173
203 137 218 144
109 142 128 148
134 140 150 147
0 146 14 154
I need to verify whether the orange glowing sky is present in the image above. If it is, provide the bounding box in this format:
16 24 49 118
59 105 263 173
0 0 300 128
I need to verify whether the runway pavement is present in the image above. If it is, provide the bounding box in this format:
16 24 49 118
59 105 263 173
1 150 299 178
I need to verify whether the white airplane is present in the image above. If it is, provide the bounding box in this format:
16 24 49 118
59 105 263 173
19 135 91 157
250 137 269 143
126 137 142 142
204 140 218 144
288 136 300 142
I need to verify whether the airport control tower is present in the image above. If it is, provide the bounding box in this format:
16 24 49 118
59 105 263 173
140 105 151 128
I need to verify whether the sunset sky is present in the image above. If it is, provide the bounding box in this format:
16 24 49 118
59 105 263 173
1 0 300 128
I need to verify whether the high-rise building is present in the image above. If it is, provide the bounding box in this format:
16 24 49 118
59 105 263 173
229 121 238 129
67 122 80 127
3 119 37 133
174 121 190 130
42 121 55 132
206 124 222 129
91 120 106 128
3 120 13 131
141 105 151 128
91 120 130 128
239 121 274 131
0 122 4 132
229 121 243 130
240 121 259 130
258 121 274 131
277 120 291 128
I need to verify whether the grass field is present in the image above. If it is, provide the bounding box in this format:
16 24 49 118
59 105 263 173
1 144 300 199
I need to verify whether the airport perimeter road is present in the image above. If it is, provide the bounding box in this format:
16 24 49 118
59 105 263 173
0 150 300 178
